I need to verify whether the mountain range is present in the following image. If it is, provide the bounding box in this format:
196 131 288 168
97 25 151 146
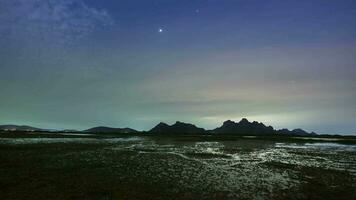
0 118 318 136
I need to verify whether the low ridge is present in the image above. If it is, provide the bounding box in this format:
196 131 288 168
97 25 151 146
1 118 317 136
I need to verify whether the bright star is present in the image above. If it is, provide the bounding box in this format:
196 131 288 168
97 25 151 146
158 28 163 33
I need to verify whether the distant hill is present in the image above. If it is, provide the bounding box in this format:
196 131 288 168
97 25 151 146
149 121 206 134
0 118 318 136
211 118 275 135
0 125 42 132
211 118 317 136
84 126 138 134
276 128 317 136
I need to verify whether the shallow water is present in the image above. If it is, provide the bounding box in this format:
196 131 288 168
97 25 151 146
0 136 355 199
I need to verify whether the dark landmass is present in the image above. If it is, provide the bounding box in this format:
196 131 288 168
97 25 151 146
211 118 319 136
277 128 317 136
149 121 206 134
212 118 275 135
148 118 318 136
0 118 353 137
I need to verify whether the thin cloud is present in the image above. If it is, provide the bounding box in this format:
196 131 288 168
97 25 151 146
0 0 113 45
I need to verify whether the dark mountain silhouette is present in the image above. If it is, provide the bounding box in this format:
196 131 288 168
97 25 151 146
0 125 42 132
277 128 317 136
149 121 205 134
1 118 318 136
211 118 316 136
84 126 138 134
212 118 275 135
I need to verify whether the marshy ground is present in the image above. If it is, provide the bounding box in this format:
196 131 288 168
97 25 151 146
0 133 355 200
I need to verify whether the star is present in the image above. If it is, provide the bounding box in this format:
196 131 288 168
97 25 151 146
158 28 163 33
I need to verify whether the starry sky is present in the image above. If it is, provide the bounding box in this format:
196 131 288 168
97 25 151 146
0 0 356 134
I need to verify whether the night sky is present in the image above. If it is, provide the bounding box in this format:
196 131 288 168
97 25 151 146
0 0 355 134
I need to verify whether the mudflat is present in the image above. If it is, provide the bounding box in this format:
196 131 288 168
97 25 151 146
0 133 355 200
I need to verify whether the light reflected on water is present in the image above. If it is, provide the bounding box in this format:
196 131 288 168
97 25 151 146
0 136 355 199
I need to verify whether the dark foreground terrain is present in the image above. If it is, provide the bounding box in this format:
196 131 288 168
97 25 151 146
0 132 355 200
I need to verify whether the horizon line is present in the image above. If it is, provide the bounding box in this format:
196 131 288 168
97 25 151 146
1 118 355 135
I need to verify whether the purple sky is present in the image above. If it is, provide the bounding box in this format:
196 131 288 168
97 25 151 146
0 0 355 134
